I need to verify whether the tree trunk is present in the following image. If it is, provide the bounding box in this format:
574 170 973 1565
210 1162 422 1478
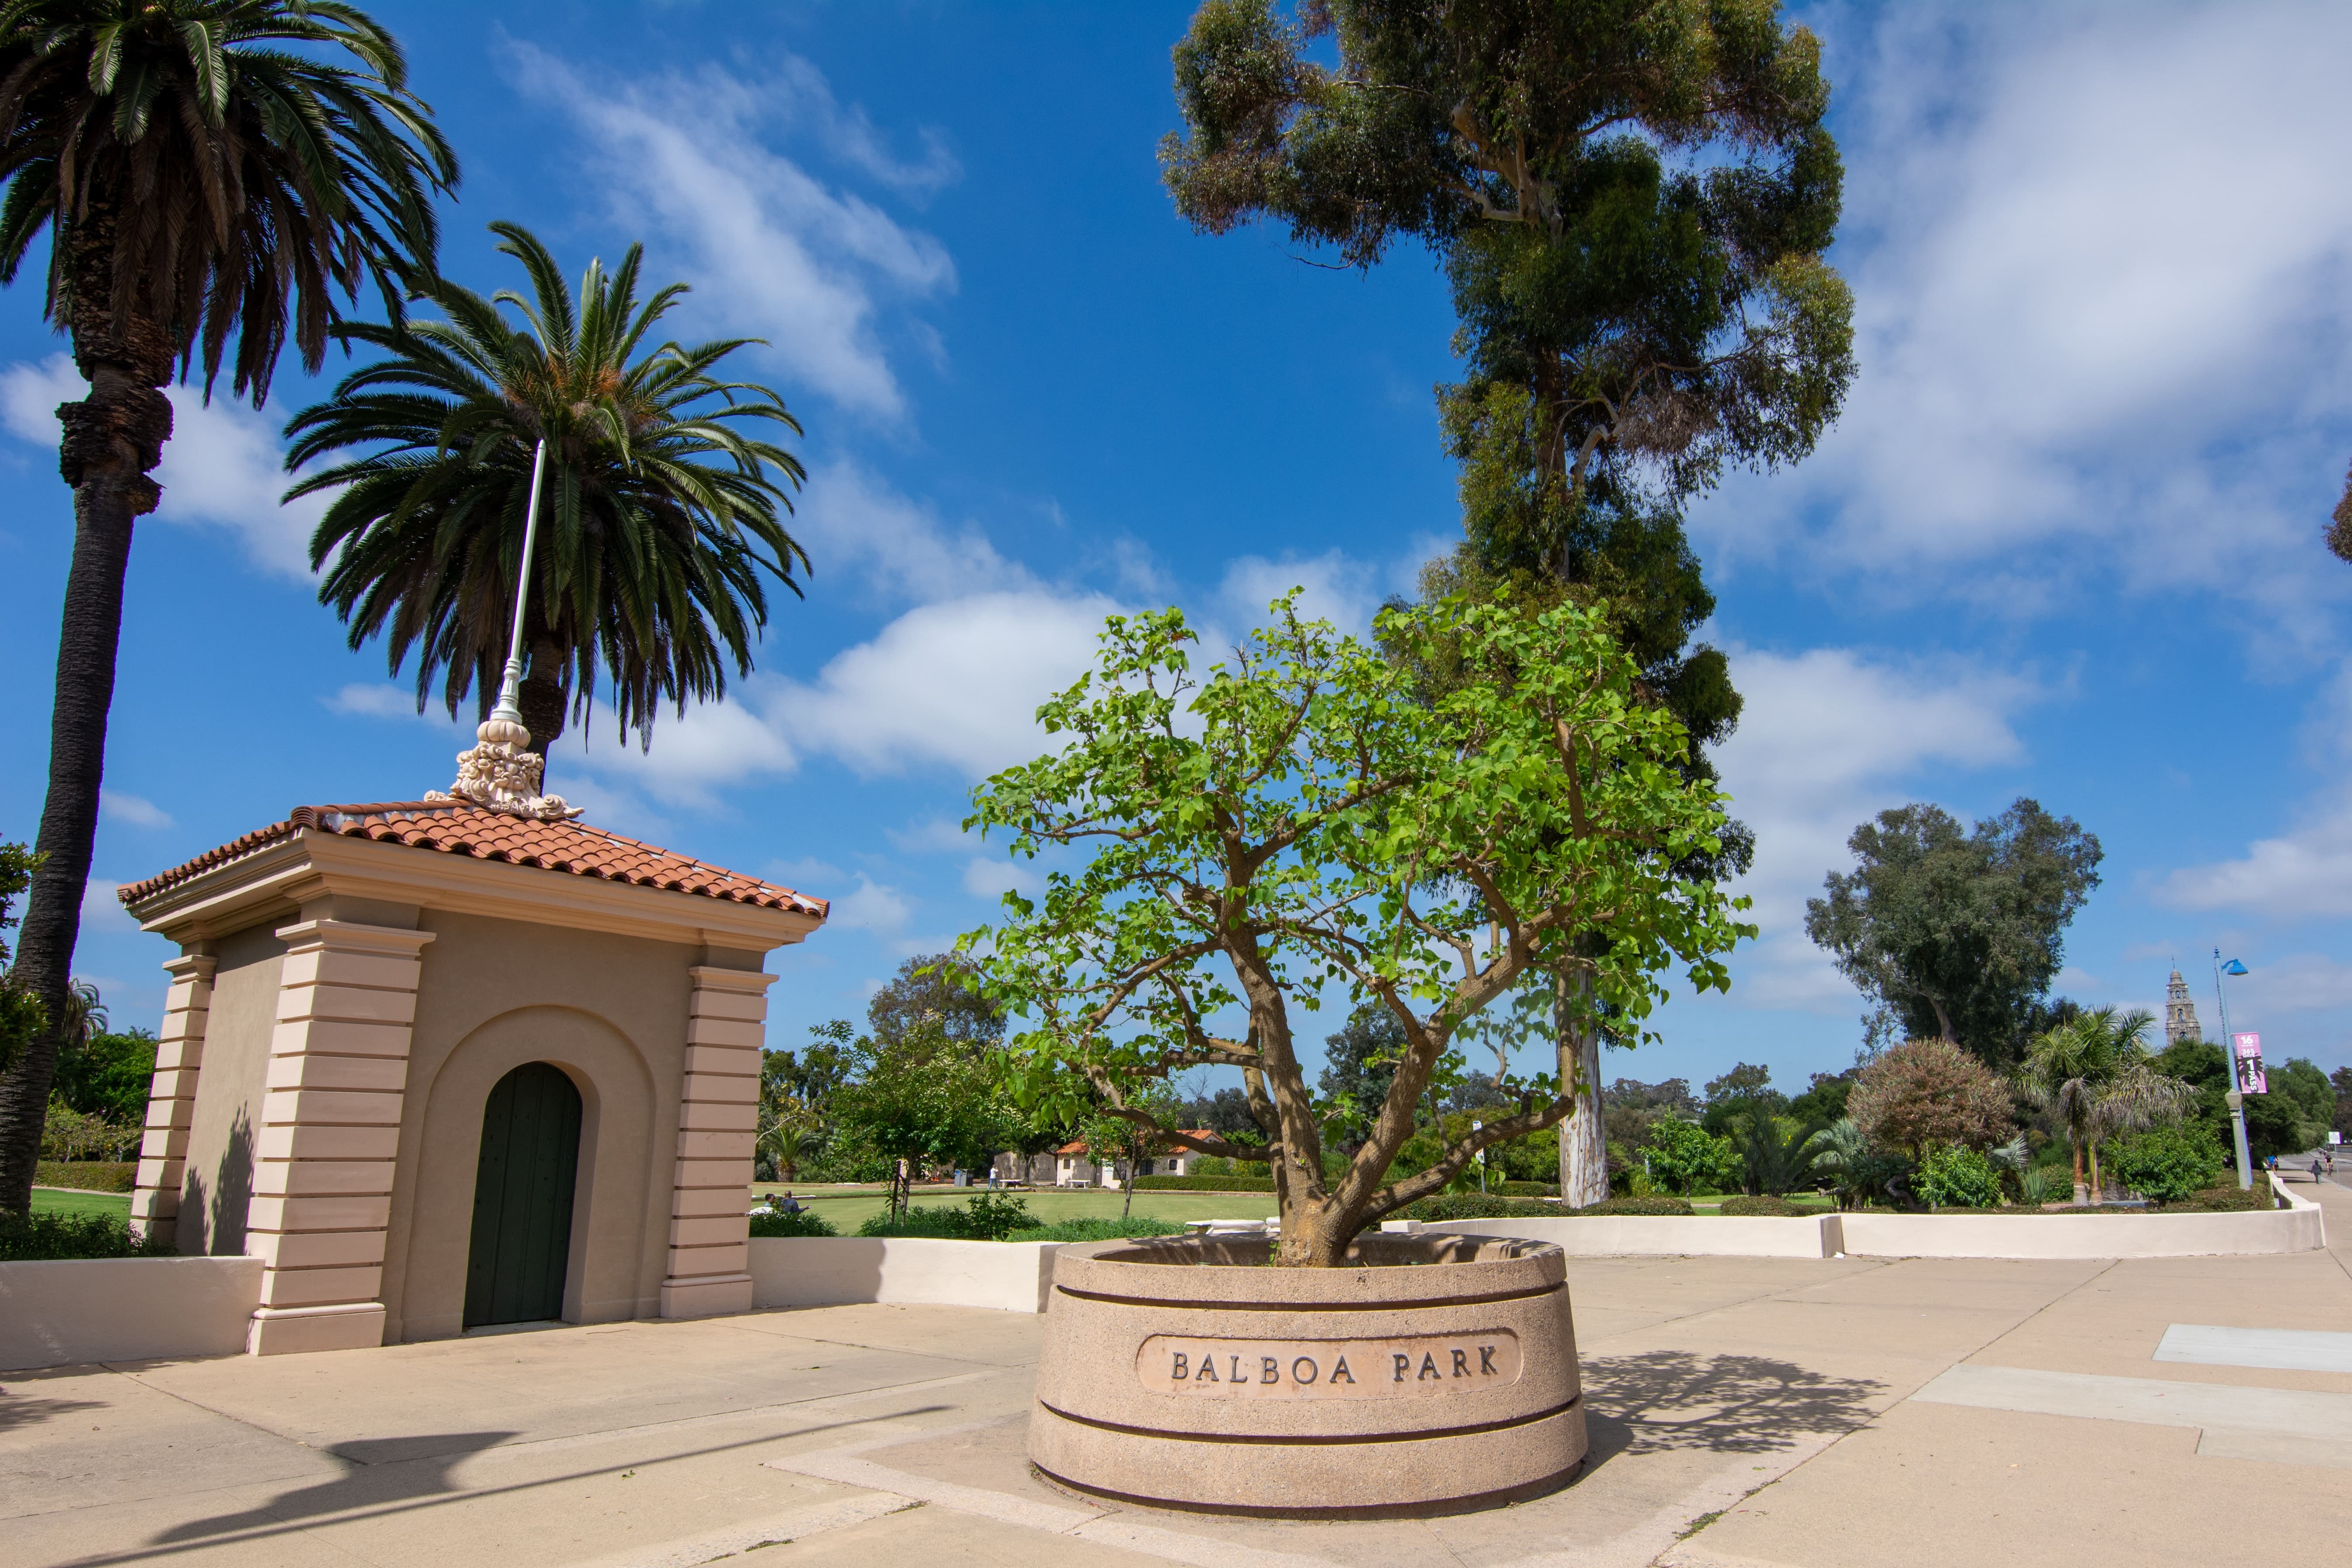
1556 969 1608 1207
0 200 173 1214
518 637 566 760
2070 1139 2087 1207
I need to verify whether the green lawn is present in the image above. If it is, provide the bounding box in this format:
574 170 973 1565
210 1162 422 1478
752 1183 1276 1236
31 1187 133 1220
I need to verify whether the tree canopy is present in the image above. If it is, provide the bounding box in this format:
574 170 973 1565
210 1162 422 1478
1804 799 2103 1069
960 592 1751 1266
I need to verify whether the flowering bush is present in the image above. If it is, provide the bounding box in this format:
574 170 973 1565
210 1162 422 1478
1848 1040 2012 1157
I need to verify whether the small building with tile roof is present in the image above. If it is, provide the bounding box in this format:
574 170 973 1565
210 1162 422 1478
120 793 825 1355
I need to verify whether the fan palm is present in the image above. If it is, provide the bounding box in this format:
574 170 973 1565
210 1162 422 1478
287 221 808 761
2018 1006 2191 1204
0 0 455 1213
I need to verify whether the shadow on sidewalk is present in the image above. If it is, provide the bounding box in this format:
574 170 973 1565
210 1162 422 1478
1579 1350 1882 1464
152 1431 518 1542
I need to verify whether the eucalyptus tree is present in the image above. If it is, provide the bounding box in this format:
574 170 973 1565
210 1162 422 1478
0 0 456 1212
288 222 808 760
1162 0 1854 1201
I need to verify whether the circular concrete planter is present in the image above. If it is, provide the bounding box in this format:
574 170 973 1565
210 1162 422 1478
1030 1232 1585 1516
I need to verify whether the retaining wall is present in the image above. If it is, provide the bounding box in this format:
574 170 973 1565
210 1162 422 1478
747 1236 1062 1313
1434 1177 2323 1262
0 1256 262 1371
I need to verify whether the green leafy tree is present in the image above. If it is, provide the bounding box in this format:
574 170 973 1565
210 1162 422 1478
2018 1008 2193 1203
1082 1081 1184 1219
289 222 808 760
1804 800 2103 1069
1639 1114 1736 1197
961 594 1751 1266
830 1027 1024 1219
0 0 456 1214
0 843 48 1081
1163 0 1853 1208
2332 1065 2352 1142
1315 1000 1407 1155
1847 1038 2013 1161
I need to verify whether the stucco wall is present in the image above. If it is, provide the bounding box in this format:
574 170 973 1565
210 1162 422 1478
0 1257 262 1370
175 922 286 1256
378 909 738 1342
748 1237 1063 1314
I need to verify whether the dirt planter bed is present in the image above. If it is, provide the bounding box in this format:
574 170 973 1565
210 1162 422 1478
1030 1232 1585 1516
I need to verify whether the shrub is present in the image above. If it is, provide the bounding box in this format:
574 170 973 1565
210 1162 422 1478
1130 1174 1276 1191
1398 1194 1560 1222
856 1191 1034 1240
1492 1180 1559 1197
2102 1124 2224 1205
1718 1194 1809 1217
1915 1145 2004 1209
2155 1183 2275 1213
1010 1216 1187 1242
38 1100 140 1163
0 1210 173 1261
1573 1195 1695 1216
1848 1040 2013 1157
748 1208 839 1238
35 1160 135 1193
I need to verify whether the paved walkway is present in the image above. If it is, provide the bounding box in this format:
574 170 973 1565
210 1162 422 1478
5 1188 2349 1568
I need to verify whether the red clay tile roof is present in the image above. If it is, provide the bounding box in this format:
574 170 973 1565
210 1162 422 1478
119 801 827 918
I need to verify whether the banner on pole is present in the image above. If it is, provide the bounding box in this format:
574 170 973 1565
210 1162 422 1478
2232 1032 2267 1095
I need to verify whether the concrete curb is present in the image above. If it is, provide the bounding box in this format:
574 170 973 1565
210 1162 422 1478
747 1236 1064 1313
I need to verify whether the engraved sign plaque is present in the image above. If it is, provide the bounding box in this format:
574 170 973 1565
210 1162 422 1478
1136 1330 1522 1399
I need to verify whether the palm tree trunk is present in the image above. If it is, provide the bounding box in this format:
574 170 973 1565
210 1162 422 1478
0 201 173 1213
2070 1139 2087 1207
519 637 566 759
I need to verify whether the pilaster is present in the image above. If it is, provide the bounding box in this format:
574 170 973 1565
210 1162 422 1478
659 965 772 1318
129 954 217 1247
245 919 434 1355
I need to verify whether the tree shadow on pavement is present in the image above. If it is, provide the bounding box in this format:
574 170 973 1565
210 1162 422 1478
0 1390 109 1433
153 1431 518 1542
1578 1350 1883 1467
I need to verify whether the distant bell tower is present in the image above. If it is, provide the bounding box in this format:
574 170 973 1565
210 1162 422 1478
2164 967 2202 1044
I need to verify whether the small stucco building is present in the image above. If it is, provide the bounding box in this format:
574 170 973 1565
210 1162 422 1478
119 799 825 1355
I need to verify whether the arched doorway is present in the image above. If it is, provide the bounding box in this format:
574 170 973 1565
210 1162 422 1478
464 1062 583 1328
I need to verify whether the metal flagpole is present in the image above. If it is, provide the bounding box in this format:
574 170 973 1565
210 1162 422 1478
487 438 550 731
2216 946 2252 1190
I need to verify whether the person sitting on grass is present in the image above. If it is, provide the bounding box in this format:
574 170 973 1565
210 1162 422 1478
777 1191 803 1214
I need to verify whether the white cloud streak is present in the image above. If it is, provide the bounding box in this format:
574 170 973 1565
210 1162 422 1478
507 45 955 420
99 790 173 829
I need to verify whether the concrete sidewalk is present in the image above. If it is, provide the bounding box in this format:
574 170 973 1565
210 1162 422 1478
4 1195 2349 1568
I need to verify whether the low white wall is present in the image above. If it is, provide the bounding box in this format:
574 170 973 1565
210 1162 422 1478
1433 1215 1832 1258
0 1256 262 1370
747 1237 1062 1314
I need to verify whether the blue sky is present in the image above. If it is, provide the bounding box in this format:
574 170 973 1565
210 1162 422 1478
6 2 2352 1096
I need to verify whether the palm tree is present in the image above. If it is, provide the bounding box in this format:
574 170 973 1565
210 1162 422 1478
0 1 456 1213
2018 1007 2191 1204
286 222 808 763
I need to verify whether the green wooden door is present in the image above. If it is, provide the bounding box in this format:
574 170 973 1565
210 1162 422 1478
464 1062 582 1328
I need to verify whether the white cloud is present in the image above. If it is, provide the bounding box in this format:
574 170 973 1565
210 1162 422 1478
508 45 955 420
796 457 1032 605
100 790 172 829
0 354 328 579
1713 645 2041 1010
563 692 797 811
1692 3 2352 641
325 683 462 724
2222 953 2352 1021
826 876 912 936
1216 550 1383 639
961 856 1044 903
2156 786 2352 920
772 590 1118 779
889 816 980 855
761 52 961 200
80 878 134 933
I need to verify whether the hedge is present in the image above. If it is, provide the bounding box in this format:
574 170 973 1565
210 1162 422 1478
748 1208 839 1238
0 1209 171 1261
1716 1194 1810 1218
1130 1175 1276 1192
35 1161 136 1193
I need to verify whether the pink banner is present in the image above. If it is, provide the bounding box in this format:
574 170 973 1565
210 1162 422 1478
2232 1032 2267 1095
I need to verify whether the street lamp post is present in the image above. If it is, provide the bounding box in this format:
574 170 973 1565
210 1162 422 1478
2215 948 2253 1191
